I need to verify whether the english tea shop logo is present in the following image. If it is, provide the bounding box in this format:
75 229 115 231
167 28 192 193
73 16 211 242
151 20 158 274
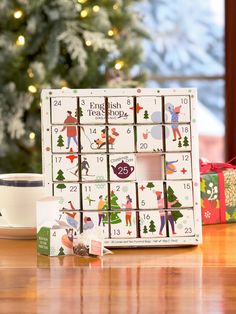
108 100 128 120
87 101 105 120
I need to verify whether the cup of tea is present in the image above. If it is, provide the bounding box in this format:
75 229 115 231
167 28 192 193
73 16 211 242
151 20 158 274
0 173 45 228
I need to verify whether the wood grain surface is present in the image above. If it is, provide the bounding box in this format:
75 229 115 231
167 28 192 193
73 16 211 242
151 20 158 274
1 224 236 314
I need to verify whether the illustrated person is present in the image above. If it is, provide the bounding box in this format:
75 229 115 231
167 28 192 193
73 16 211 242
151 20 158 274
167 104 182 141
60 111 78 149
155 191 164 209
159 211 176 235
83 216 94 230
123 195 132 226
95 129 106 149
98 195 107 226
81 157 90 176
108 128 119 145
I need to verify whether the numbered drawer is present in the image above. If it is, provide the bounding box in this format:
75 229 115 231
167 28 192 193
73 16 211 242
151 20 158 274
109 154 136 181
53 183 81 210
51 97 78 125
52 125 79 153
165 153 192 180
136 96 162 124
107 125 135 153
80 154 107 182
107 97 134 124
166 180 193 208
79 97 106 124
57 212 81 232
165 124 191 151
82 211 109 239
52 154 79 182
139 211 167 238
80 125 108 153
164 96 190 123
81 183 108 210
110 211 137 238
167 209 195 237
109 182 137 210
136 125 163 152
137 181 164 209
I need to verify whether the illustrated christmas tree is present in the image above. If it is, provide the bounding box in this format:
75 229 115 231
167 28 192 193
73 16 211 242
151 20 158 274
143 225 148 234
58 247 65 256
143 110 149 119
146 182 155 190
167 186 183 222
0 1 146 173
149 220 156 234
178 140 182 148
57 135 64 149
103 191 121 224
79 107 83 117
183 136 189 147
56 169 66 191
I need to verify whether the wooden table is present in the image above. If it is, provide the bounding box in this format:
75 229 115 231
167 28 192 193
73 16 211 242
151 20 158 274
0 224 236 314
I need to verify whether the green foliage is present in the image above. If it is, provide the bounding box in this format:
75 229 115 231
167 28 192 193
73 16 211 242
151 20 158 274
0 0 146 172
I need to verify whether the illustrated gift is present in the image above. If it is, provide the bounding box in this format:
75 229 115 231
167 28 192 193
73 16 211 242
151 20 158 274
200 159 236 225
38 87 202 254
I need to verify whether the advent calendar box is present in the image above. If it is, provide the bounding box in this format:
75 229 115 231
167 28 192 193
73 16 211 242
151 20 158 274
41 88 202 248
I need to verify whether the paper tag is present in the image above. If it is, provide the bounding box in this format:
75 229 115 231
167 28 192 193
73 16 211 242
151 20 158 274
89 239 104 256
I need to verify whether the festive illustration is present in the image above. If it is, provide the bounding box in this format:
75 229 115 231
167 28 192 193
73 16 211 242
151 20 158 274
108 97 134 123
60 111 78 149
138 181 164 209
165 153 192 180
165 124 191 151
41 88 201 250
164 96 190 123
108 125 135 152
136 96 162 124
136 125 163 152
110 154 136 181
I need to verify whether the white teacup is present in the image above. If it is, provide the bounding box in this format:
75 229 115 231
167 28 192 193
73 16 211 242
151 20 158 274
0 173 45 228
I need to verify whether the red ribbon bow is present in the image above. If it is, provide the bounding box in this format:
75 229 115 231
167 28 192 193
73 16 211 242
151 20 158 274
200 158 236 223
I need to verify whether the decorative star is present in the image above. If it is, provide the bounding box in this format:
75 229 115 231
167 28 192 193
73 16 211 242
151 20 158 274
66 148 78 163
127 230 132 235
181 168 187 174
139 185 145 191
130 103 143 113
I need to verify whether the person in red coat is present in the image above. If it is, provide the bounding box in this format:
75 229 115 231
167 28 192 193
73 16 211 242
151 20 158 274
60 111 78 149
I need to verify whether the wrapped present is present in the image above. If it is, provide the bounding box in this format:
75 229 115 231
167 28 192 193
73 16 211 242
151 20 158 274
200 160 236 225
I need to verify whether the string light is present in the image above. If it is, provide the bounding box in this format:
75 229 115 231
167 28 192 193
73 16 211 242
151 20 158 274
114 60 124 70
16 35 25 46
27 68 34 78
60 80 68 88
113 3 119 10
92 5 100 12
28 85 37 93
77 0 87 3
29 132 36 140
13 10 23 19
80 9 88 18
85 40 92 46
108 30 114 36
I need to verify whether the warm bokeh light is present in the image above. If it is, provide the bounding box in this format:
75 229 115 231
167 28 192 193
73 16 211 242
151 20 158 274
16 35 25 46
114 60 124 70
13 10 23 19
28 85 37 93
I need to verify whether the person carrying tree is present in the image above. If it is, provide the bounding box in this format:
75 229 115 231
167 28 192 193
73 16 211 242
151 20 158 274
167 104 182 141
60 111 78 149
97 195 107 226
123 195 132 226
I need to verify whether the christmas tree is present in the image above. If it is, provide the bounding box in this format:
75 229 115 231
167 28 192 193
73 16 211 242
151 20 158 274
56 169 65 181
56 183 66 192
143 225 148 234
103 191 121 224
167 186 182 207
149 220 156 234
178 140 182 148
143 110 149 119
0 1 146 172
146 182 155 190
57 135 64 149
58 246 65 256
183 136 189 147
